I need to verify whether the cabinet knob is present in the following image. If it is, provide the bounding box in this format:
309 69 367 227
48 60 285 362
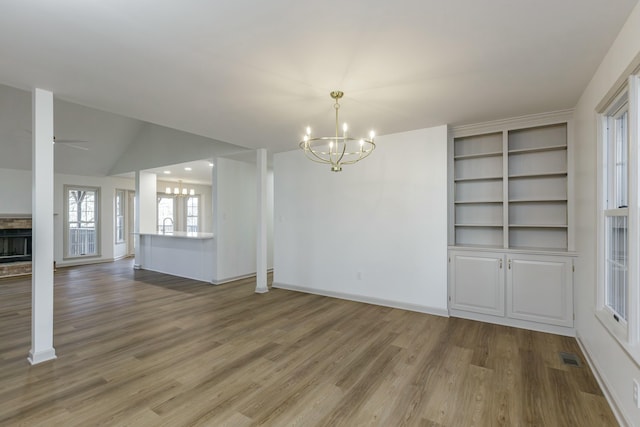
508 259 511 270
499 259 503 269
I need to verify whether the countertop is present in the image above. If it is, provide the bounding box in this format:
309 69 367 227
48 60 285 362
139 231 214 240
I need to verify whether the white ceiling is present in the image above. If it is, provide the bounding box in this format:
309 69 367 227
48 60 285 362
0 0 638 155
145 159 214 186
0 84 145 176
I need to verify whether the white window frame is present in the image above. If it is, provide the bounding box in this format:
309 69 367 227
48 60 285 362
597 74 640 353
64 185 101 259
115 189 125 244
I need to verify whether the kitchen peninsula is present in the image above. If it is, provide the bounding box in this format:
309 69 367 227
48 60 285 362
138 231 215 283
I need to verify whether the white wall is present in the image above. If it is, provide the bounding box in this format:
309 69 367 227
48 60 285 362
573 2 640 425
213 157 259 282
273 125 448 314
0 167 136 266
0 167 31 213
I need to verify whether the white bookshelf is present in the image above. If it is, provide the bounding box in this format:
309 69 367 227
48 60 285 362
453 132 503 247
507 124 567 250
452 122 569 251
448 113 575 335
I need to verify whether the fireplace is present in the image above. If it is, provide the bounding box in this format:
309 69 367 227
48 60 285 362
0 217 33 277
0 229 32 263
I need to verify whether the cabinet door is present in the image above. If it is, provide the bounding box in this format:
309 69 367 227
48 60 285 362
506 255 573 327
450 251 505 316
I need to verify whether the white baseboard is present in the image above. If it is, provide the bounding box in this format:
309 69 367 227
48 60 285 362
211 272 257 285
272 282 449 317
28 347 57 365
56 257 114 268
577 333 629 427
210 268 274 286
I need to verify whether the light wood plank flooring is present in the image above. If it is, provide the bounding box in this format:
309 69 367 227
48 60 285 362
0 260 616 426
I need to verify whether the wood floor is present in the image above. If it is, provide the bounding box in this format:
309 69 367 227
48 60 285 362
0 260 616 426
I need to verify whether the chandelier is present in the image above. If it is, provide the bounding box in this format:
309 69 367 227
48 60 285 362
165 180 195 197
299 91 375 172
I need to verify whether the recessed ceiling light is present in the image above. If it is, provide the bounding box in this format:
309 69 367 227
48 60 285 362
184 167 192 171
208 162 214 167
163 170 171 174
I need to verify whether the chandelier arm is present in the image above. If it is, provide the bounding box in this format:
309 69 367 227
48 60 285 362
336 142 347 164
335 141 376 165
301 142 335 164
311 149 332 164
300 138 375 164
302 149 333 164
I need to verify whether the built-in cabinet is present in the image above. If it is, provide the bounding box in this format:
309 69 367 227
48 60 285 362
448 112 576 335
449 251 505 316
506 253 573 327
449 250 573 331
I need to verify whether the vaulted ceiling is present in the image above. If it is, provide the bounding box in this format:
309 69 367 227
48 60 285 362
0 0 638 170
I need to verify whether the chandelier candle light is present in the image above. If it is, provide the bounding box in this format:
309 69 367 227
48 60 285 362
299 91 375 172
165 180 195 197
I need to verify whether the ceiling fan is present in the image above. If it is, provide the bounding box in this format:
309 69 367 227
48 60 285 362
53 136 90 151
17 129 90 151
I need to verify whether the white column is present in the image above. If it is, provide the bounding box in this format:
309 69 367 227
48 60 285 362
133 171 142 269
29 88 56 365
134 171 157 269
211 159 219 283
256 149 268 293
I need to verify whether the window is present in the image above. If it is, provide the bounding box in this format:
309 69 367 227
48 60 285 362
65 186 100 258
186 195 199 232
604 100 629 324
115 189 125 244
597 75 639 349
157 195 175 233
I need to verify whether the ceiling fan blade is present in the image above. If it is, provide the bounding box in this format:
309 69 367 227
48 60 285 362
53 136 90 150
54 139 89 144
55 142 90 151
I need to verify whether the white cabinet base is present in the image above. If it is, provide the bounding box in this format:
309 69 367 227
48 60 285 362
507 254 573 327
449 248 575 336
450 252 504 316
450 308 575 337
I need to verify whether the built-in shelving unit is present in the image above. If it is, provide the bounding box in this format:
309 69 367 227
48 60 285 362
448 112 575 336
452 122 569 251
508 123 568 250
453 132 504 248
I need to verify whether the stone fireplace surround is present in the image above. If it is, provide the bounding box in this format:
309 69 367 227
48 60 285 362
0 216 32 278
